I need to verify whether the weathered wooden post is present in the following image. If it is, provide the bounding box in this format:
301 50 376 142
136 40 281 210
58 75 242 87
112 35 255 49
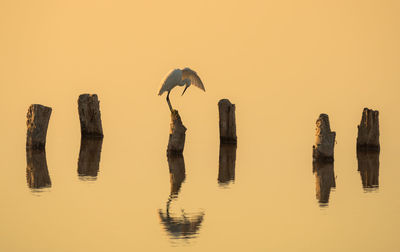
357 108 379 151
313 161 336 206
77 137 103 180
26 149 51 189
167 110 186 155
218 99 237 144
78 94 104 138
26 104 52 150
312 114 336 162
218 144 237 185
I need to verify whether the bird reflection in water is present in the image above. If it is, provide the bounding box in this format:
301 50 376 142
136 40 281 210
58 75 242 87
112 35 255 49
77 137 103 181
357 150 379 192
26 149 51 191
158 154 205 240
218 143 237 186
313 161 336 207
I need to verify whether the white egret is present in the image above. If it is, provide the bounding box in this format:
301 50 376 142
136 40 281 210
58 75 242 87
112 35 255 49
158 68 205 112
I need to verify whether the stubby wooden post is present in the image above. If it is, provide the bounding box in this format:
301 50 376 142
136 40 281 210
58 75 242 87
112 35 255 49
218 99 237 144
167 110 186 154
357 108 379 151
78 94 104 138
26 104 52 150
312 114 336 162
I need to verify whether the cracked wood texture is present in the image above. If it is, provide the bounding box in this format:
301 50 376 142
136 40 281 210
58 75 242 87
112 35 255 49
218 99 237 144
26 104 52 150
167 110 186 154
78 94 104 138
312 114 336 162
357 108 379 151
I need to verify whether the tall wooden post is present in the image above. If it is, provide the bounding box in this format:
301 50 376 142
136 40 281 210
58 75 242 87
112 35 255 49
312 114 336 162
26 104 52 150
218 99 237 144
357 108 379 151
78 94 104 138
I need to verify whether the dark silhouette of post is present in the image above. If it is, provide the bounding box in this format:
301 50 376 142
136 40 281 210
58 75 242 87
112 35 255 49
313 161 336 206
218 99 237 144
312 114 336 162
218 144 237 185
357 108 379 151
77 137 103 180
26 104 52 150
26 149 51 189
78 94 104 138
167 110 186 155
357 150 379 190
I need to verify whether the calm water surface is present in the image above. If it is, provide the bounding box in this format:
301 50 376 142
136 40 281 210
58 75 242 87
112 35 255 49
1 89 399 251
1 1 400 251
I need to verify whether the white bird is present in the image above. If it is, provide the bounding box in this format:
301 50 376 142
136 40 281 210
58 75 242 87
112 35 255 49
158 68 205 112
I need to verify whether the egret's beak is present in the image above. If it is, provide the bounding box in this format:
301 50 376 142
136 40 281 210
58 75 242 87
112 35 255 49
181 85 188 96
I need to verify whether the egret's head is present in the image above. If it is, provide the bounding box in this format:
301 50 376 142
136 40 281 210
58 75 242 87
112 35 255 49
181 79 191 96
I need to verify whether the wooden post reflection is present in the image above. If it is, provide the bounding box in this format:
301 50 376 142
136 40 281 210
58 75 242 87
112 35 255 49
313 161 336 206
357 150 379 190
26 149 51 189
159 154 205 239
218 143 237 185
167 154 186 197
77 137 103 180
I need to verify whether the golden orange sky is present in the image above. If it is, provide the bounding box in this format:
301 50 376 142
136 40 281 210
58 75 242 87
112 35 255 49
1 1 400 251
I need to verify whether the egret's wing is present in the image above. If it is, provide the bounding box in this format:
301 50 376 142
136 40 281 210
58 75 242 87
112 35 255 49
158 84 166 95
182 68 205 91
158 69 179 95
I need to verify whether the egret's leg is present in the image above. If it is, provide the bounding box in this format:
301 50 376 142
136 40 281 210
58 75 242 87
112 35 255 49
166 195 172 217
166 91 173 112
